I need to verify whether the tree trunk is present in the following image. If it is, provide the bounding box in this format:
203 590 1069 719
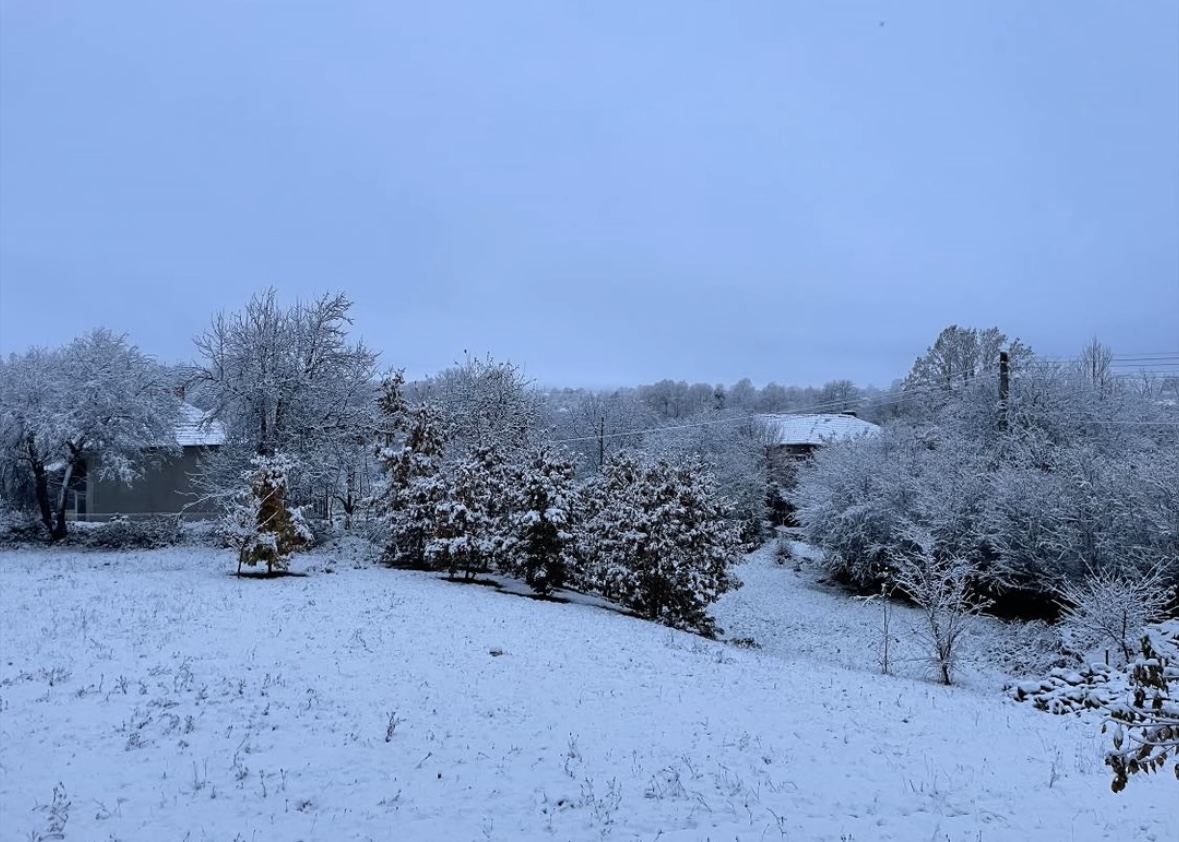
51 460 75 541
27 438 55 538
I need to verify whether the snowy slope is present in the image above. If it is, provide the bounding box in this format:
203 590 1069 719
1 545 1175 842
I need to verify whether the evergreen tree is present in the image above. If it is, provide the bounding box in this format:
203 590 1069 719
577 452 743 636
372 373 449 569
427 442 511 580
509 443 578 594
221 453 313 575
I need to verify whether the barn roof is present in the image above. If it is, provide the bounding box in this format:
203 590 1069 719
176 402 226 447
758 413 881 447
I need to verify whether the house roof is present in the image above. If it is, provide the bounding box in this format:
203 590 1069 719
758 413 881 447
177 402 226 447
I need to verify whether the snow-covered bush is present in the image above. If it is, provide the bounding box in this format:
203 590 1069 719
791 426 916 588
0 503 43 547
891 530 991 686
982 620 1076 678
1056 564 1176 665
772 530 795 567
1104 621 1179 792
575 452 743 637
793 335 1179 608
1007 618 1179 792
221 454 313 575
65 515 183 550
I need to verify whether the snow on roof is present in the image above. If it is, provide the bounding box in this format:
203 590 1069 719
758 413 881 447
176 403 226 447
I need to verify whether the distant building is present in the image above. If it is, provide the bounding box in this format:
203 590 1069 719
69 403 226 521
759 413 881 527
758 412 881 459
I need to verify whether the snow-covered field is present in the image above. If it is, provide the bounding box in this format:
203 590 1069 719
1 543 1175 842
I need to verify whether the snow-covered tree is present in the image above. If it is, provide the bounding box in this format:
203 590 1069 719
647 412 771 546
508 442 578 594
1077 337 1115 395
371 373 449 569
795 338 1179 607
1056 565 1176 664
220 453 313 575
390 355 550 579
427 442 514 581
727 377 758 411
190 288 379 510
552 388 650 474
792 426 916 588
903 325 1032 410
891 529 991 686
817 379 862 414
417 354 541 455
755 382 790 413
0 330 180 540
576 452 743 637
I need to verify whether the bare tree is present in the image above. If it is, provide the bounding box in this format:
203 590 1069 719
892 529 991 686
560 388 650 473
818 379 862 414
1077 337 1114 395
190 288 380 512
727 378 758 411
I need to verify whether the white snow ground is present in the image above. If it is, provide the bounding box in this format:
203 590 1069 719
1 542 1176 842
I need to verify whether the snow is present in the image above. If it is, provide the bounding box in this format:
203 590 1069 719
175 402 226 447
758 413 881 446
1 542 1176 842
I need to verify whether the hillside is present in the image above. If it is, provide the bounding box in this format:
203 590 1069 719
1 544 1174 841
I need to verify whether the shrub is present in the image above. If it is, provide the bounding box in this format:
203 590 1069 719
891 529 991 686
1056 564 1176 665
1105 623 1179 792
63 515 183 550
0 505 44 547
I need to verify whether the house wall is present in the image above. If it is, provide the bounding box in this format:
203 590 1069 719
765 443 821 528
86 447 218 520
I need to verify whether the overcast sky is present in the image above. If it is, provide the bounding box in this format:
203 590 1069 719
1 1 1176 389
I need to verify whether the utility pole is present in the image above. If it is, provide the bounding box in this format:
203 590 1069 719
598 415 606 472
998 351 1010 432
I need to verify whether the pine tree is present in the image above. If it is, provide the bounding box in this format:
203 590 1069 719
509 443 578 594
427 443 510 580
221 453 313 575
372 373 449 569
577 452 743 636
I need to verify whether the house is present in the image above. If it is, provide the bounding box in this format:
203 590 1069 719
70 403 227 521
758 412 881 459
758 412 881 527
